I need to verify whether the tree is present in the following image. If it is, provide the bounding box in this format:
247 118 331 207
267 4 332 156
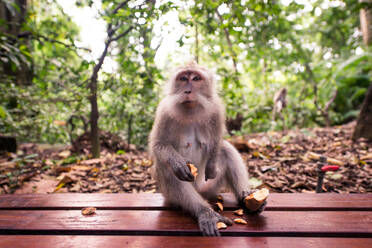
353 83 372 141
353 1 372 141
89 1 134 158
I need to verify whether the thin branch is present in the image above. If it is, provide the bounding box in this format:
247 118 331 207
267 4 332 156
324 89 338 113
110 26 134 42
36 34 91 52
111 0 131 15
17 31 91 51
322 89 338 126
215 10 238 75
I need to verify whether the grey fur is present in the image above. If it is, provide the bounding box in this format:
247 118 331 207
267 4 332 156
149 63 257 236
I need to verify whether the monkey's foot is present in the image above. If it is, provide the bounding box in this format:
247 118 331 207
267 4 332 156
198 208 233 236
239 190 267 214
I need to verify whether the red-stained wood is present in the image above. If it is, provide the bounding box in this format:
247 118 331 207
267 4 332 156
0 236 371 248
0 210 371 237
0 193 371 210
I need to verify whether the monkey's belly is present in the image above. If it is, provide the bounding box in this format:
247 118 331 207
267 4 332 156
179 126 206 166
178 125 209 190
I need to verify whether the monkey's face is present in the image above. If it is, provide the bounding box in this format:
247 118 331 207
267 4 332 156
174 70 210 109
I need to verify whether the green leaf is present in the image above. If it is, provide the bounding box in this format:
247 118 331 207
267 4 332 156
248 177 263 188
0 105 7 119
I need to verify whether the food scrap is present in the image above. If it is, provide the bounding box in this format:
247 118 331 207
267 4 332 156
233 209 244 216
187 163 198 178
233 218 247 225
244 188 269 211
217 222 227 229
81 207 96 215
215 202 223 212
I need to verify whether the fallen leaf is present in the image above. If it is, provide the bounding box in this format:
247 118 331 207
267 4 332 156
54 175 74 192
80 158 103 165
141 159 152 167
58 150 71 159
71 165 92 171
248 177 262 188
360 154 372 160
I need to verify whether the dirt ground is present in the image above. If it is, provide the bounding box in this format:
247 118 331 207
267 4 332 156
0 122 371 194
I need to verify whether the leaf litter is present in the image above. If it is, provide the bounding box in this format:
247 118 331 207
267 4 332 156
0 121 370 194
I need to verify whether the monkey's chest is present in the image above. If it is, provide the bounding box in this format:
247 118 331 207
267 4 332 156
178 127 207 166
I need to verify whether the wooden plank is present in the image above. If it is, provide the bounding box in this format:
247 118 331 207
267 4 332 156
0 193 371 210
0 210 371 237
0 236 371 248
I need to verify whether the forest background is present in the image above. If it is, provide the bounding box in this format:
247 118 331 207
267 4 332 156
0 0 371 155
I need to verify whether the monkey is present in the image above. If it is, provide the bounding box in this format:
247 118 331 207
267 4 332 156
272 87 287 122
149 62 266 236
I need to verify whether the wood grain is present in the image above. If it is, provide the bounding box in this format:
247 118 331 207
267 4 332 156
0 193 371 210
0 236 371 248
0 210 371 237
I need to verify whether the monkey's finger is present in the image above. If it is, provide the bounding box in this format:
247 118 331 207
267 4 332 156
174 165 191 181
199 222 209 236
173 169 184 181
209 221 220 237
219 216 233 226
181 166 194 182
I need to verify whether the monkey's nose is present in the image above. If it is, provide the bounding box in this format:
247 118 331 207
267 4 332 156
184 90 191 94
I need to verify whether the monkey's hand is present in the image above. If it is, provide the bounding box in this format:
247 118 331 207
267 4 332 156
197 208 233 236
205 161 217 181
239 190 267 214
170 160 195 182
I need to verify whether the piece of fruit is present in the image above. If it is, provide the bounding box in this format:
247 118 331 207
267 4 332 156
81 207 96 215
244 188 269 211
233 209 244 216
217 222 227 229
233 218 247 225
187 163 198 177
216 195 223 202
215 202 223 212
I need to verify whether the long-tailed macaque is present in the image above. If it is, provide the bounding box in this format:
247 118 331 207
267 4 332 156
149 62 265 236
272 87 287 122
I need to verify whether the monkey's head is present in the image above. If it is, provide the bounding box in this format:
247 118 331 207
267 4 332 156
166 62 217 115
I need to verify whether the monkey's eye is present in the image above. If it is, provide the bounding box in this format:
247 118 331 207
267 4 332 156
180 76 188 81
192 76 201 81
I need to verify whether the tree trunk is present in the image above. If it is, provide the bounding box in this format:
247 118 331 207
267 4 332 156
89 77 100 158
353 2 372 141
353 83 372 141
360 0 372 46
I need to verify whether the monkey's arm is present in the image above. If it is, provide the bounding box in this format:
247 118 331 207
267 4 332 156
150 117 194 182
153 142 195 182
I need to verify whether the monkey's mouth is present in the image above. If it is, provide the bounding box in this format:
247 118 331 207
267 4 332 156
181 100 197 108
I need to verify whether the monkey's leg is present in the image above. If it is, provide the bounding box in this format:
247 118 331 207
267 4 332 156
157 167 232 236
219 141 267 213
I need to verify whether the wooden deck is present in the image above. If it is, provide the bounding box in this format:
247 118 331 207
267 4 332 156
0 193 371 247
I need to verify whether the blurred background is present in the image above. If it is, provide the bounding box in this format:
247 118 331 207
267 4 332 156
0 0 371 194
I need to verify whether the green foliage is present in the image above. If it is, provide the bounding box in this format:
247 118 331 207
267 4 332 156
0 0 370 148
332 53 372 123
